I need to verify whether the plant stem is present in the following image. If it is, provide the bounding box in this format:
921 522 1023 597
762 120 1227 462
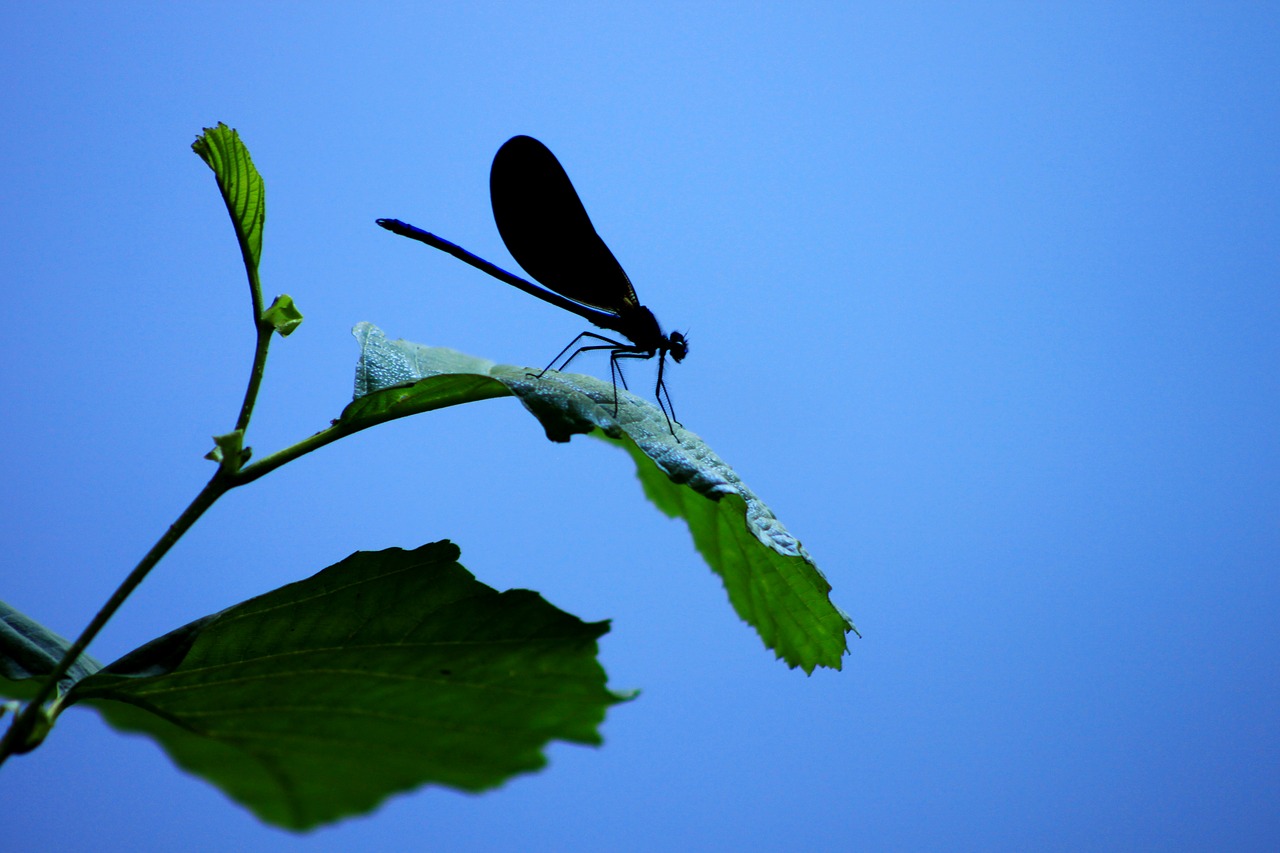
0 472 232 764
235 321 273 433
0 405 368 763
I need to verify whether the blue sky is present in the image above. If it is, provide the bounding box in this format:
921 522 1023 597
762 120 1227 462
3 4 1277 850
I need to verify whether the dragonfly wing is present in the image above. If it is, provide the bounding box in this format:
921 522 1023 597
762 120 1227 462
490 136 640 312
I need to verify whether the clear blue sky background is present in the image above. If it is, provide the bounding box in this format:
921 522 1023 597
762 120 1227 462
3 4 1277 850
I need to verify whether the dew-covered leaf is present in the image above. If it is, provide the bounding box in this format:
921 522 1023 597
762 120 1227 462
346 324 856 672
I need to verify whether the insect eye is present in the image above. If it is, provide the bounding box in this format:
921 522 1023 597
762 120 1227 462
670 332 689 362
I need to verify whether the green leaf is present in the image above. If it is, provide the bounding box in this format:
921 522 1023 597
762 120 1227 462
603 435 857 673
346 324 856 672
192 122 265 275
262 293 303 336
64 542 624 830
0 600 102 700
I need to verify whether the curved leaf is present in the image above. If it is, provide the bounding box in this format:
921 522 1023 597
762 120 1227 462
347 324 856 672
603 435 856 672
192 122 265 276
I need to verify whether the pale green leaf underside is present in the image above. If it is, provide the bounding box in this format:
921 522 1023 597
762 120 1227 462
346 323 856 672
0 601 102 700
66 542 624 830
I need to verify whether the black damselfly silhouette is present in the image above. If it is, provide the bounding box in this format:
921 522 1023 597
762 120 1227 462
377 135 687 435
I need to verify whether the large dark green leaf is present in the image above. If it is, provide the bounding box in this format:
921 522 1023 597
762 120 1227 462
66 542 625 830
346 324 857 672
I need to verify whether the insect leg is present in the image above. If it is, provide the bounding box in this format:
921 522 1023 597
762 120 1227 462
654 351 682 430
532 332 626 379
613 349 678 435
